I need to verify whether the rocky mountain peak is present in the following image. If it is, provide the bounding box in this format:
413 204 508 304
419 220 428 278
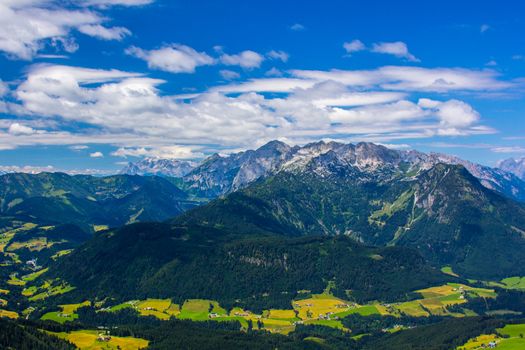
498 157 525 180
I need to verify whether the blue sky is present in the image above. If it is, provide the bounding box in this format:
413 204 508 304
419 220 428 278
1 0 525 173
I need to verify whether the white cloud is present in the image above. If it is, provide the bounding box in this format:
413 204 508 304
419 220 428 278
371 41 420 62
89 151 104 158
480 24 491 33
0 1 142 60
5 63 501 158
81 0 154 7
290 23 305 31
126 44 215 73
343 40 365 54
70 145 89 150
418 99 480 134
0 80 8 96
291 66 510 92
220 50 264 69
265 67 283 77
78 24 130 40
8 123 35 135
267 50 289 62
0 164 55 174
491 146 525 153
111 145 202 159
219 70 240 80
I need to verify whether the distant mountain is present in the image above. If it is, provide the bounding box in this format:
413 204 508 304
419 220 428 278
498 157 525 180
122 141 525 202
120 158 196 177
0 172 198 231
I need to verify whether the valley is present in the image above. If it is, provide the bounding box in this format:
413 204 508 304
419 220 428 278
1 141 525 349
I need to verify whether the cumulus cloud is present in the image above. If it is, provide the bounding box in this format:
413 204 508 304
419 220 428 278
0 0 142 60
8 123 35 135
5 63 498 158
220 50 265 69
219 70 240 80
418 98 480 134
126 44 215 73
343 40 366 54
77 24 130 40
89 151 104 157
291 66 510 92
267 50 289 62
371 41 420 62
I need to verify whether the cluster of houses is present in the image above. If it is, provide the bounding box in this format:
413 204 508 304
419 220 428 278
97 333 111 342
318 312 339 321
209 311 257 319
452 286 467 300
480 341 498 348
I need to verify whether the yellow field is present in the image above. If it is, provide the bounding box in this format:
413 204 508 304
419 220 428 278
7 238 57 252
260 318 295 334
458 334 498 350
61 301 91 314
137 299 171 312
387 283 496 317
294 295 350 319
136 299 174 319
268 309 297 319
7 274 25 286
51 330 149 350
93 225 109 232
0 309 19 319
457 326 525 350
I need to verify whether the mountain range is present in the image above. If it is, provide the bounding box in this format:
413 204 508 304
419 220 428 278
121 141 525 203
0 172 199 231
41 141 525 310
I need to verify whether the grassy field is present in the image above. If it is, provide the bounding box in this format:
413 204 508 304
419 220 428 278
458 323 525 349
7 273 25 286
41 301 91 324
493 277 525 290
386 283 496 317
22 268 48 282
94 282 497 335
179 299 226 321
7 237 57 252
107 299 181 320
50 329 148 350
441 266 459 277
51 249 73 260
29 281 75 301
